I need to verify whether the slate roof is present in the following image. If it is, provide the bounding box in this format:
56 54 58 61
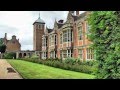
33 17 45 25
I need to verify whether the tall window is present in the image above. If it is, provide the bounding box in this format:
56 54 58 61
78 26 83 40
46 38 47 47
63 31 67 42
86 48 94 60
46 52 47 58
71 30 73 42
50 51 54 58
68 49 73 57
52 35 54 45
49 35 54 46
44 38 46 47
55 35 57 45
78 49 83 59
63 50 67 58
49 36 51 46
44 52 46 57
37 24 42 29
68 29 72 42
60 33 62 44
42 24 44 29
42 38 44 46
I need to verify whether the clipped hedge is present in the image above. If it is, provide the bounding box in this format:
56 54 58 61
21 58 96 74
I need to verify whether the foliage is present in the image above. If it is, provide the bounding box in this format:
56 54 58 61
31 54 39 60
22 58 96 74
4 52 16 59
0 38 3 45
0 44 6 53
88 11 120 79
0 38 6 53
63 57 78 65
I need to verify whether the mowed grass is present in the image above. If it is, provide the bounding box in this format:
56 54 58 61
8 60 95 79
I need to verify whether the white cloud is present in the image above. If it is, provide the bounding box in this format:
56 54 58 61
0 11 85 50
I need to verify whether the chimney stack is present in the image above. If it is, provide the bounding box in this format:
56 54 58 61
5 33 7 39
76 11 79 16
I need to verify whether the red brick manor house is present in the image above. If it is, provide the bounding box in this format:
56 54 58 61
33 11 94 61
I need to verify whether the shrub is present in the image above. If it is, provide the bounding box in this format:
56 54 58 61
64 57 77 65
21 58 96 74
31 54 39 60
4 52 16 59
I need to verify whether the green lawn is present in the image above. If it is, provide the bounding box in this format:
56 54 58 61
8 60 95 79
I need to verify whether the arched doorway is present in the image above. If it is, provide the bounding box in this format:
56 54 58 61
19 53 22 58
23 53 26 58
28 53 31 58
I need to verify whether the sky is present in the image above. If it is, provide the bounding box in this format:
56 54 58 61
0 11 84 50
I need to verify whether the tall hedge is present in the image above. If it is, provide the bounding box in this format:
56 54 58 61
88 11 120 79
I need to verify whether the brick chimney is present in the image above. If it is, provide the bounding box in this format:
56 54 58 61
76 11 79 16
5 33 7 39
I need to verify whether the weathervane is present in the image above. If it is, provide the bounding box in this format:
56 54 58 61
39 11 40 18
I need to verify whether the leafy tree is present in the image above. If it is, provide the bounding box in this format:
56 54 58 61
88 11 120 79
0 38 6 53
0 38 3 45
0 45 6 53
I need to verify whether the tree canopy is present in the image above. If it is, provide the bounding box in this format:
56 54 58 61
88 11 120 79
0 38 6 53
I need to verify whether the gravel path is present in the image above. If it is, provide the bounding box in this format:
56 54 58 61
0 59 22 79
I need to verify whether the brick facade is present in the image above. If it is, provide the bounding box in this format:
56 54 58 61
2 33 21 52
34 11 94 61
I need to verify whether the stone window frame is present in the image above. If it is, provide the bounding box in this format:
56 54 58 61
68 29 73 42
78 25 83 40
86 48 94 60
68 49 73 57
60 33 63 44
49 35 54 46
50 51 55 58
63 30 67 42
51 35 54 46
78 49 83 60
62 50 67 58
54 34 57 45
